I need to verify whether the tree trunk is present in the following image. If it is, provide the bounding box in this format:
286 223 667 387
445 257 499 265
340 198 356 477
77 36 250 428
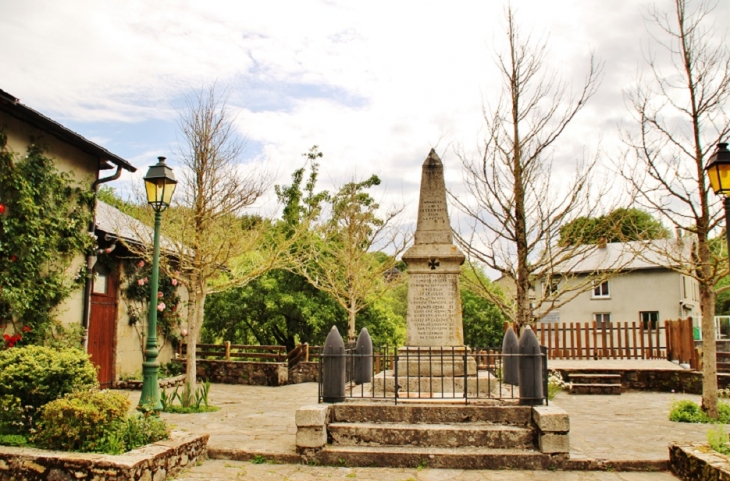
185 281 206 405
700 239 718 418
347 296 356 342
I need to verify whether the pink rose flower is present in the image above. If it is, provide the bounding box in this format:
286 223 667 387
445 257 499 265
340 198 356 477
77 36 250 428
137 279 144 286
137 260 145 268
171 279 178 286
181 329 188 336
158 291 164 298
157 302 166 312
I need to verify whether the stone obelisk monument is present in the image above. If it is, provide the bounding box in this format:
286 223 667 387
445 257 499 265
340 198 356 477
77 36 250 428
399 149 476 376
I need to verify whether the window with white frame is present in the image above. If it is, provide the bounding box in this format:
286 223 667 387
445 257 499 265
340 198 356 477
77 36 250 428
640 311 659 330
592 280 610 298
594 312 611 330
544 277 560 297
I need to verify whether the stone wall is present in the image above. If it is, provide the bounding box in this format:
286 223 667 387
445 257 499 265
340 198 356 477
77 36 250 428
555 369 730 394
0 432 207 481
289 362 318 384
670 443 730 480
185 360 289 386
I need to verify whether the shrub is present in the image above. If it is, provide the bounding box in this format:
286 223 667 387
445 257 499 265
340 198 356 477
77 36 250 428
0 346 98 433
0 434 29 447
33 390 169 454
669 400 730 424
34 389 130 452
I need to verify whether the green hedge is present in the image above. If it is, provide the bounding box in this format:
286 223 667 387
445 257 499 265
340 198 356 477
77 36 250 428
34 390 169 454
0 346 98 434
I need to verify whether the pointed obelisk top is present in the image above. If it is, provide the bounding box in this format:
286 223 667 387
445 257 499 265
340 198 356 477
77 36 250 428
414 149 452 245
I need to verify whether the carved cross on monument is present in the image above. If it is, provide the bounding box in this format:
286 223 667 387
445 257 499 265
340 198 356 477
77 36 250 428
428 258 439 270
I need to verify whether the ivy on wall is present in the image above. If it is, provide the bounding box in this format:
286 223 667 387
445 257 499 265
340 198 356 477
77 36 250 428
0 131 95 346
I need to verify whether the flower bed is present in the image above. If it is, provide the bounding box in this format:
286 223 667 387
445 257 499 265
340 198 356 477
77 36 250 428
0 431 208 481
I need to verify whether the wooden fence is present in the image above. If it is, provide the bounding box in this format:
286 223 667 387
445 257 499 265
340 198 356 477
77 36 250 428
180 343 287 362
504 318 697 367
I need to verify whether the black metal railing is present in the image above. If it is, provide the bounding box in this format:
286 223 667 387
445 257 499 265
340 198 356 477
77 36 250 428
318 345 548 406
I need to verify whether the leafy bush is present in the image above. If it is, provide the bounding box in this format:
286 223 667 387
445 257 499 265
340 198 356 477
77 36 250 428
33 390 169 454
0 346 98 433
33 389 129 452
669 400 730 424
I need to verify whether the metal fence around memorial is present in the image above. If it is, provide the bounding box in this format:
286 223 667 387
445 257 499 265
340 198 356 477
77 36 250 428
317 345 548 406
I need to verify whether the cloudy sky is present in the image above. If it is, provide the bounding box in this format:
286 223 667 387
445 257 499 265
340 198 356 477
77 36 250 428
2 0 728 232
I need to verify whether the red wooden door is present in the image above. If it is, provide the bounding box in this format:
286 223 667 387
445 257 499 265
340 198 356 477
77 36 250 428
89 264 118 388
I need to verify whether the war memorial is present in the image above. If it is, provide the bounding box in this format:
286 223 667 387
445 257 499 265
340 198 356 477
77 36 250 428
294 150 571 469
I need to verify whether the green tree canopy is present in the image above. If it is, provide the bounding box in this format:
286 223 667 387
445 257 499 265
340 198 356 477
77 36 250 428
559 208 670 246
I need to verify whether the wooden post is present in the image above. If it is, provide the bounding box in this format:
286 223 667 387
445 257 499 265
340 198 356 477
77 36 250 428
576 323 583 359
225 341 231 361
570 322 576 359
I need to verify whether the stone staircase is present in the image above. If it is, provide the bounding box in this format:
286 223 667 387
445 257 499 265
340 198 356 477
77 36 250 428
296 402 570 469
568 373 622 395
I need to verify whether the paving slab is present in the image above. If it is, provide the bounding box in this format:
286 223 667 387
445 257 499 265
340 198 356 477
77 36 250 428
172 459 679 480
549 359 685 371
118 382 708 479
551 390 714 462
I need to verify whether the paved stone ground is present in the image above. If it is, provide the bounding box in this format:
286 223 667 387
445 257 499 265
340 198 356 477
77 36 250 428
551 390 710 462
172 460 679 480
121 382 710 480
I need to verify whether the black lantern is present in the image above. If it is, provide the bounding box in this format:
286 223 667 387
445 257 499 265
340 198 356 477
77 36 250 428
143 156 177 212
705 143 730 196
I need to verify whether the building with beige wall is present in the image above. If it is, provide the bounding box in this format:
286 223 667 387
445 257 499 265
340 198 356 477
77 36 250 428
0 88 183 386
533 239 699 327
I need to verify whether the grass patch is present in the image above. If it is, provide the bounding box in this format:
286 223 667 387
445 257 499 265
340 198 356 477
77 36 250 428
708 425 730 456
251 454 267 464
163 405 219 414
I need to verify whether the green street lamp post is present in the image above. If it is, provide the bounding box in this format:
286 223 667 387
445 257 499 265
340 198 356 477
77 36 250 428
705 142 730 256
139 156 177 411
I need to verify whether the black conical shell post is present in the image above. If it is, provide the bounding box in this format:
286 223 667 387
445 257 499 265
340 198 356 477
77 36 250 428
518 326 544 405
502 327 520 386
322 326 346 403
354 327 373 385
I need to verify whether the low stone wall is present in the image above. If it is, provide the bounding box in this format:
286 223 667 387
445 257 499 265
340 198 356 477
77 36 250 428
115 374 186 390
183 360 289 386
0 431 208 481
289 362 319 384
670 442 730 480
554 369 730 394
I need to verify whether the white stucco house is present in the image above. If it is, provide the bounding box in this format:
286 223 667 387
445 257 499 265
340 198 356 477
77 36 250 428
533 238 700 328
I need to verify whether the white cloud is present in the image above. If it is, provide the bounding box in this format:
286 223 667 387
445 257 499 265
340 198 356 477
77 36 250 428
3 0 728 273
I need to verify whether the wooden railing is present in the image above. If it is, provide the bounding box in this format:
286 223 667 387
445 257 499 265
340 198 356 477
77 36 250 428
180 342 287 362
504 318 696 365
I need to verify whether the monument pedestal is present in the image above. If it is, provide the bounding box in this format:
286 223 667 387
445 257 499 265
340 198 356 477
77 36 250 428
396 346 478 377
372 369 497 396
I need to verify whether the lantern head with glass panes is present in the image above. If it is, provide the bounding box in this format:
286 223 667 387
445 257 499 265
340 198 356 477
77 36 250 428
143 157 177 212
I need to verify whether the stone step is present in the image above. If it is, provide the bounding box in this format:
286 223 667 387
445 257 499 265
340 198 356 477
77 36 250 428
568 373 622 385
569 383 622 395
317 445 563 470
331 403 533 426
328 422 535 449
